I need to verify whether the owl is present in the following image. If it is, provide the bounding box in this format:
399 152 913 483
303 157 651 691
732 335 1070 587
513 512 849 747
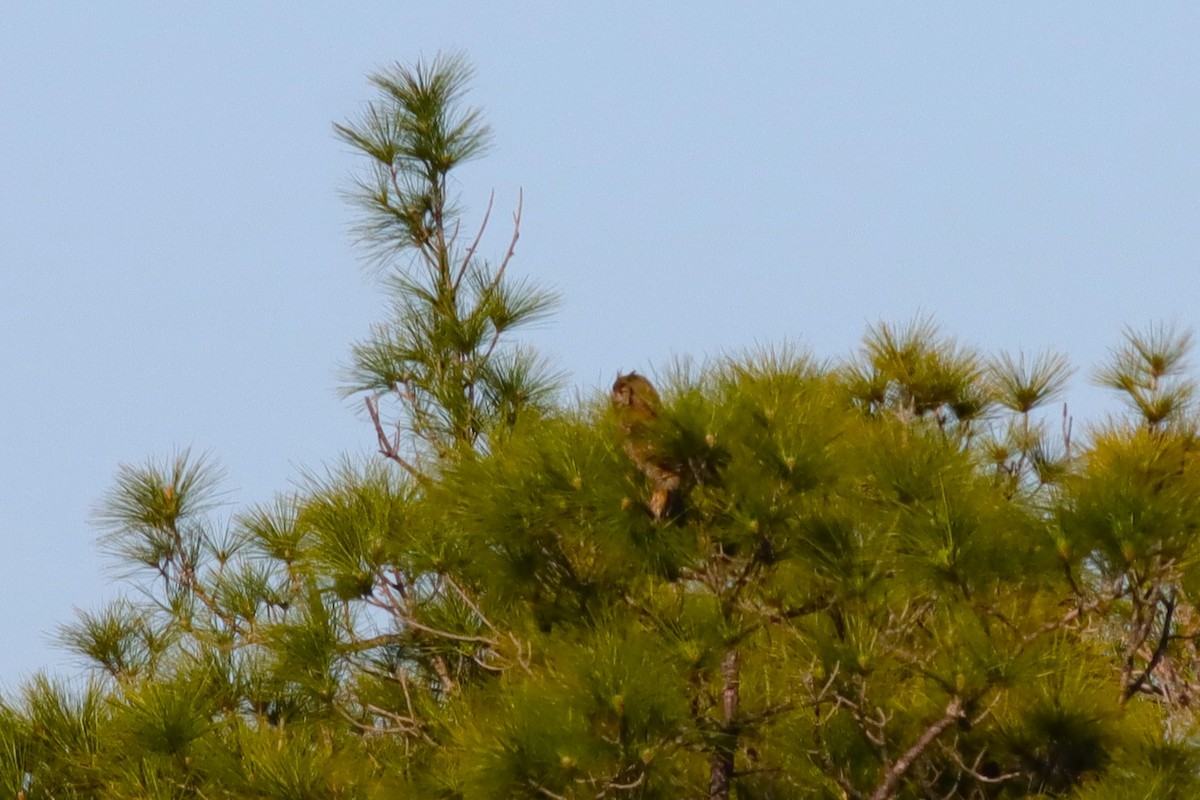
612 372 681 519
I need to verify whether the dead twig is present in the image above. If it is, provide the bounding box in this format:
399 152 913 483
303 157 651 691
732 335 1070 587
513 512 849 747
364 395 429 485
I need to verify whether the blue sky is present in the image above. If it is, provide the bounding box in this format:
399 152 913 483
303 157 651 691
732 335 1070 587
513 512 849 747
2 4 1198 682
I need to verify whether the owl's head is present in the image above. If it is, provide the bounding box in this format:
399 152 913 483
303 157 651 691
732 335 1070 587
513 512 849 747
611 372 661 419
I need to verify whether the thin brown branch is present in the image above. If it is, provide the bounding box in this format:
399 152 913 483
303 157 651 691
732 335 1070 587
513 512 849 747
601 769 646 794
442 575 533 673
453 190 495 293
471 190 525 372
808 660 841 708
1124 591 1177 702
364 395 429 485
487 188 523 294
869 698 964 800
159 521 243 638
335 701 428 740
443 575 496 632
954 748 1021 786
349 615 495 648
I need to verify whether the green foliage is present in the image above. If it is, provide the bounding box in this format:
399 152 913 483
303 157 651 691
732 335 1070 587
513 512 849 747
1095 323 1194 429
18 326 1200 797
8 55 1200 800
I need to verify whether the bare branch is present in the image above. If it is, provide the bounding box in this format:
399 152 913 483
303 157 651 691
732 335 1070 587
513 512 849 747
947 745 1021 786
600 769 646 796
487 188 523 295
364 395 429 485
869 698 964 800
1125 591 1177 702
453 190 495 293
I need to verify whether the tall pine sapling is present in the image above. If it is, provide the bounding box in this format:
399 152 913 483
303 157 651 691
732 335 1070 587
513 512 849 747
336 53 561 477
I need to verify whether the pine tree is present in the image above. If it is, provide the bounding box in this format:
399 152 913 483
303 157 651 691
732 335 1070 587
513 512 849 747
4 55 1200 800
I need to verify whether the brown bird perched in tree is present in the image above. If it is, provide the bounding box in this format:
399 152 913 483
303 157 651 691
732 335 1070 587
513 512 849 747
611 372 682 519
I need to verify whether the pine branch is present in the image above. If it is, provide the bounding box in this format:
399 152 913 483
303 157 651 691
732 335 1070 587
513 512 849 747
1124 591 1177 702
364 394 429 485
868 698 964 800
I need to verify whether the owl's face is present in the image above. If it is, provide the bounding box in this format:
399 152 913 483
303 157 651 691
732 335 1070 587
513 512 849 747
611 378 634 407
612 372 661 422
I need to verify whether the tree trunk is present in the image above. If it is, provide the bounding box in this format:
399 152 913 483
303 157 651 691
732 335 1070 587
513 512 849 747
708 649 741 800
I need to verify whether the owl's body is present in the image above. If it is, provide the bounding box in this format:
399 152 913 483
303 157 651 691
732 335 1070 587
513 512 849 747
611 372 681 519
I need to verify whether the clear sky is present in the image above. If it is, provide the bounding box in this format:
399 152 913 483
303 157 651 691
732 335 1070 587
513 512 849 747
2 4 1198 682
